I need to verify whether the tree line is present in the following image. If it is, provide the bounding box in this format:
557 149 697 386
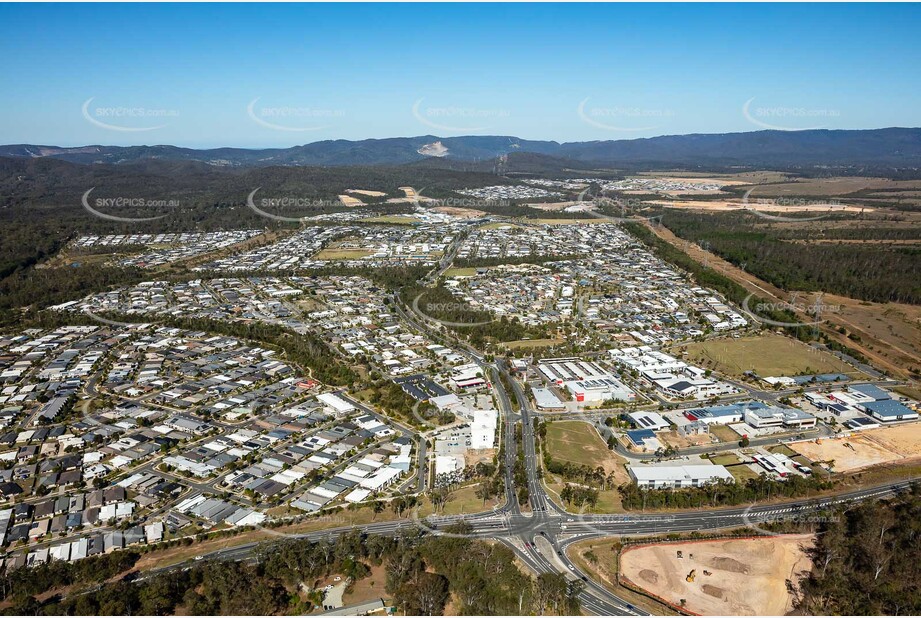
2 528 581 616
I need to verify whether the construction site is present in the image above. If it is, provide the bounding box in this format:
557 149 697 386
619 535 815 615
791 423 921 473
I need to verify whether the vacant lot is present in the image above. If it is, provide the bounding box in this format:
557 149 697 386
620 535 814 615
657 429 711 449
648 199 862 213
677 333 858 377
791 423 921 473
338 194 365 207
545 421 627 479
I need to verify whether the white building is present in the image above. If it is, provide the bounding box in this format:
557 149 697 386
565 376 635 404
316 392 355 415
628 411 670 431
628 465 734 489
470 409 498 449
532 387 566 411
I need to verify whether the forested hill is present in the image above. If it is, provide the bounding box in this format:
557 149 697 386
3 127 921 168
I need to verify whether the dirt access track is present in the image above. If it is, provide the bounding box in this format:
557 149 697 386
620 535 814 615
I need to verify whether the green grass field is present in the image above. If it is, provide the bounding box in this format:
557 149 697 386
544 421 627 478
727 463 761 483
709 453 740 466
709 424 741 443
313 248 375 260
678 333 860 378
444 267 478 277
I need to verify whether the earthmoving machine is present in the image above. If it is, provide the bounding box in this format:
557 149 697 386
686 569 696 583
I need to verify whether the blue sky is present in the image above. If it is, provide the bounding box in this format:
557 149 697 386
1 3 919 148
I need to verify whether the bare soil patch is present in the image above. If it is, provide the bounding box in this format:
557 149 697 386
619 535 814 615
791 423 921 473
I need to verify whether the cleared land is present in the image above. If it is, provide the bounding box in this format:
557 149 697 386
619 535 814 615
656 429 712 449
567 538 679 616
545 420 627 479
676 333 859 377
791 423 921 473
648 199 862 213
430 206 487 218
338 194 365 207
346 189 387 197
529 218 611 225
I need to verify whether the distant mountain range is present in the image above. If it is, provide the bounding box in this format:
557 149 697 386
2 128 921 168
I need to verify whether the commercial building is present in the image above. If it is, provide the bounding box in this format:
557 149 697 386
564 377 634 404
532 388 566 411
628 411 670 431
743 405 817 429
316 393 355 415
862 400 918 423
628 465 734 489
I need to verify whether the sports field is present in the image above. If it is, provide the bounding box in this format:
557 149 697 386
620 535 814 615
677 333 859 377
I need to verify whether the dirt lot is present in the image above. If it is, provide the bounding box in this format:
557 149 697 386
430 206 487 218
338 194 365 207
791 423 921 472
648 199 862 213
346 189 387 197
657 429 712 449
620 535 814 615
